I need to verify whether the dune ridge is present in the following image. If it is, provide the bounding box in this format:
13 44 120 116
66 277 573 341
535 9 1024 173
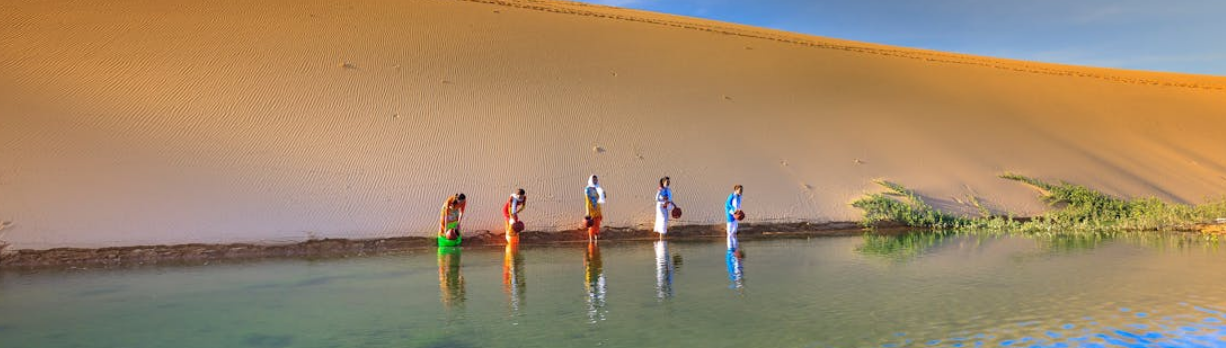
462 0 1226 91
2 0 1225 250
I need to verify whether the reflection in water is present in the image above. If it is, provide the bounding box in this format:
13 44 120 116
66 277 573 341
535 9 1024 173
726 237 745 292
503 242 525 316
1037 231 1114 253
859 230 1224 262
856 230 958 261
880 304 1226 348
583 241 607 323
653 240 675 300
1034 231 1223 253
3 234 1226 348
437 247 465 309
726 231 739 251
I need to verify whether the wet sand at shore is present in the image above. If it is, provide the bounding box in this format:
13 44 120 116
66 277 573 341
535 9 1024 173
0 222 875 269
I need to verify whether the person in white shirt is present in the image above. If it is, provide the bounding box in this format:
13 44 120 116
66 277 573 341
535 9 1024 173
653 176 677 238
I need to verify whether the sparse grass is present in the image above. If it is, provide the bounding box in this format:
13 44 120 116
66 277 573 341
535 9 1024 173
998 173 1226 233
850 180 969 230
852 174 1226 234
965 192 991 218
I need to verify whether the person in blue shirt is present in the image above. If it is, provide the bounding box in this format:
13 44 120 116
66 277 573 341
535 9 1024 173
725 185 743 250
653 176 676 238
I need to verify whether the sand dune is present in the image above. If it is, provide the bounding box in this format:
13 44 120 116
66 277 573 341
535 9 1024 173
2 0 1226 249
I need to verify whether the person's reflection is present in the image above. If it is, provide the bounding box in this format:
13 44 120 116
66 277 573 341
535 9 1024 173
726 237 745 292
654 240 675 300
584 241 607 323
726 230 740 251
503 242 526 315
438 247 465 309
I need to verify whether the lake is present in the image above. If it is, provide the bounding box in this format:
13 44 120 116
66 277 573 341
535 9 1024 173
1 232 1224 348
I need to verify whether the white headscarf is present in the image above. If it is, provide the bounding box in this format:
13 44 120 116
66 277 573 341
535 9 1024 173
587 175 607 204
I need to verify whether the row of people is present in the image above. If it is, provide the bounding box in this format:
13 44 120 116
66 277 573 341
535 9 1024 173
437 175 747 244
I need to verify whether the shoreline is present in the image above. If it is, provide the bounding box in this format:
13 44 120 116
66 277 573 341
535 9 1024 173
3 219 1221 269
0 222 887 269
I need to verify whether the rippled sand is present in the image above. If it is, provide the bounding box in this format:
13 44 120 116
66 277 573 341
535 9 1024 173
3 0 1226 249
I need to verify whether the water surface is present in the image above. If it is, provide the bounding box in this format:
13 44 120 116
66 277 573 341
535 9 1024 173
1 233 1224 348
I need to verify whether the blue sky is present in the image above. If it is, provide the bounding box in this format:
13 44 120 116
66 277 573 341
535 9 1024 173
577 0 1226 76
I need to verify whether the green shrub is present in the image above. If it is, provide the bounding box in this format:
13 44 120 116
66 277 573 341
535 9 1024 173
852 174 1226 234
850 180 969 229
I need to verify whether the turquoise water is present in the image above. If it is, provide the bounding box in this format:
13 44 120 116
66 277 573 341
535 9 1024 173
2 233 1225 348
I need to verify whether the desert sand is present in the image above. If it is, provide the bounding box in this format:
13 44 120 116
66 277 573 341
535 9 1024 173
2 0 1226 250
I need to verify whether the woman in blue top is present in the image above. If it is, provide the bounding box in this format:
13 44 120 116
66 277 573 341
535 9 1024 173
653 177 676 238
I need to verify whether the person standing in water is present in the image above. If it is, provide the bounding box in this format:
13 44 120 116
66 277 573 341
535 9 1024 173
584 175 607 240
653 177 677 239
726 185 743 251
440 193 467 241
503 189 527 242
